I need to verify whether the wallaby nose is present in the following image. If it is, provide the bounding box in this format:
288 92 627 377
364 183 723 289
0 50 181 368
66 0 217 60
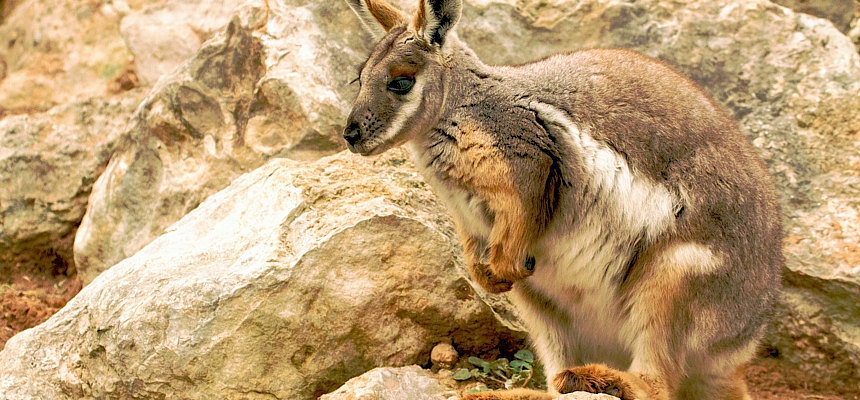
343 122 362 146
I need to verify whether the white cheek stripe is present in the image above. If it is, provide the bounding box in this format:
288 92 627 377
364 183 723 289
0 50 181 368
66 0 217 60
372 79 426 148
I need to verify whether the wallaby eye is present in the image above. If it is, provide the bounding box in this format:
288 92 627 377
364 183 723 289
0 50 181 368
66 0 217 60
387 76 415 95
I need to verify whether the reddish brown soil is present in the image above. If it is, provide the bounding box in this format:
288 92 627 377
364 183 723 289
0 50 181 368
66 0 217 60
747 356 860 400
0 270 81 351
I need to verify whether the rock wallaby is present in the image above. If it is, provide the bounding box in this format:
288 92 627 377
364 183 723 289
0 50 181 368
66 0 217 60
343 0 784 398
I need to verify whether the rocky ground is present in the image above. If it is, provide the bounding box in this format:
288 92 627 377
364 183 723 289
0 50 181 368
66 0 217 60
1 230 857 400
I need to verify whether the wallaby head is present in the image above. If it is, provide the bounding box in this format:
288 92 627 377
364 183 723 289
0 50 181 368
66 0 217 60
343 0 462 155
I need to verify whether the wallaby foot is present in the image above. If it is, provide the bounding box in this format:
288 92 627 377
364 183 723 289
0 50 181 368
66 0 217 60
469 261 514 294
553 364 649 400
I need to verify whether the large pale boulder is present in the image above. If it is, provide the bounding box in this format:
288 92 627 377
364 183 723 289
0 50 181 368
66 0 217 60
320 366 457 400
0 0 247 115
0 149 521 399
72 16 268 283
120 0 249 85
0 92 145 276
74 5 352 282
0 0 264 281
772 0 858 36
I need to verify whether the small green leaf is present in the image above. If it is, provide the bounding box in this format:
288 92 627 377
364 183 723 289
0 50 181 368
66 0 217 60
452 368 473 380
489 359 509 373
510 360 524 369
493 370 509 380
514 350 534 363
468 356 489 367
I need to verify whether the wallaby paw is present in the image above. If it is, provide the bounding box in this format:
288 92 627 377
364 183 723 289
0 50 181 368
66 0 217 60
485 247 535 285
553 364 643 400
470 261 515 294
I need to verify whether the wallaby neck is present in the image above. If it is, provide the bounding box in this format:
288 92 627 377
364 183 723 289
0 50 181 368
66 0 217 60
434 35 498 118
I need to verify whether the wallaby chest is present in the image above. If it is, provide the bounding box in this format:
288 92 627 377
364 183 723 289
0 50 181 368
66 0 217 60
408 133 496 241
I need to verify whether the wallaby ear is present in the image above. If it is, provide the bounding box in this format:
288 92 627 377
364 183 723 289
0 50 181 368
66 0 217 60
414 0 462 46
346 0 408 38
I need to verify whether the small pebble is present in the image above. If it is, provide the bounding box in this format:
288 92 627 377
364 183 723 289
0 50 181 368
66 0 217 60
430 342 459 368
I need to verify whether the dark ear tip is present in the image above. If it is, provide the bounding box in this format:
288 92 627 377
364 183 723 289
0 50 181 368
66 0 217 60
419 0 462 47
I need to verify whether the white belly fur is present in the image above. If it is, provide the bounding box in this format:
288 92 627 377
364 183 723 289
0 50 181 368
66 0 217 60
513 102 679 384
408 141 493 240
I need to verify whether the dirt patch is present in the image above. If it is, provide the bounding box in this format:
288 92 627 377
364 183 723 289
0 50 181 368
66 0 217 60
747 354 860 400
0 270 81 351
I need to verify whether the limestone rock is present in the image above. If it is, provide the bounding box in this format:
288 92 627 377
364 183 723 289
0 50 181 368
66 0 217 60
772 0 857 35
120 0 249 86
72 17 269 283
320 366 457 400
431 343 460 369
0 0 138 114
0 0 250 115
74 2 353 282
318 366 614 400
0 91 146 277
556 393 620 400
0 0 24 22
0 149 520 399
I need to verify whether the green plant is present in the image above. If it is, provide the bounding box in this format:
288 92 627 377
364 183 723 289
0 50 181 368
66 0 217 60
453 349 535 393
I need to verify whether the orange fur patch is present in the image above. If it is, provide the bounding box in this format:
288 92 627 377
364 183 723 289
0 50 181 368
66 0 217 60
367 0 405 31
554 364 652 400
413 0 426 33
451 120 532 286
389 64 418 78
